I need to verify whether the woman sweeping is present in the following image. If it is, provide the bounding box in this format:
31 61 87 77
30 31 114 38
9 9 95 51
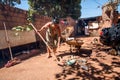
38 17 61 60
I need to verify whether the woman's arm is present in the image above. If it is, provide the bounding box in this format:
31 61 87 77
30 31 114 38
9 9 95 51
38 22 52 32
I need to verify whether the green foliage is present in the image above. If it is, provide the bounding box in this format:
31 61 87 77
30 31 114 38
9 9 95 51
27 9 36 22
11 25 33 36
0 0 21 6
12 25 33 32
28 0 82 19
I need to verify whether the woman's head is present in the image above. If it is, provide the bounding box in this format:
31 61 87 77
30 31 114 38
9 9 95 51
52 17 59 24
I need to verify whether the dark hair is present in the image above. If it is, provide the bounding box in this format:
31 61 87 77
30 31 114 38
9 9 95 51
52 17 59 24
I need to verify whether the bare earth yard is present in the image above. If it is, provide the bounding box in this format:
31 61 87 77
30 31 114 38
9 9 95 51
0 37 120 80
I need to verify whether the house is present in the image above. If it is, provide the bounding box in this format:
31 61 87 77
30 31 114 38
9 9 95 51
74 16 101 36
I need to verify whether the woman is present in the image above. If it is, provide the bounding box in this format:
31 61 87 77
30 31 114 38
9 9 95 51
38 18 61 59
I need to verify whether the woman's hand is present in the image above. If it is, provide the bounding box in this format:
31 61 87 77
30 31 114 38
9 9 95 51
37 30 40 32
37 27 44 32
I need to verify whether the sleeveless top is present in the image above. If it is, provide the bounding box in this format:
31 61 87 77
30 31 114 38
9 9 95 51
46 24 60 37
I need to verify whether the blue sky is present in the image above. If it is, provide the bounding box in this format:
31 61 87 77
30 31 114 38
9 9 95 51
15 0 120 18
81 0 107 18
15 0 29 10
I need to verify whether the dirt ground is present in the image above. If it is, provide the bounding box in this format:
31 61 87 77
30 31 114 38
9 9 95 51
0 37 120 80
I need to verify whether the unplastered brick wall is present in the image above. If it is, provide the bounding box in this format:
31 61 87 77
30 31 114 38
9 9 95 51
0 4 51 41
0 4 28 29
0 4 75 41
0 4 51 30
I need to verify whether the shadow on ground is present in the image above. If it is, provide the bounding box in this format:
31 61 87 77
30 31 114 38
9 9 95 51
58 48 92 58
55 43 120 80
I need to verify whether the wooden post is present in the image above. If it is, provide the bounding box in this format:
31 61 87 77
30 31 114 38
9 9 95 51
3 22 13 60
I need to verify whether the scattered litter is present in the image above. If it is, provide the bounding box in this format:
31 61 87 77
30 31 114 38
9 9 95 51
91 38 98 45
57 55 89 71
66 59 76 66
81 65 89 70
77 59 87 65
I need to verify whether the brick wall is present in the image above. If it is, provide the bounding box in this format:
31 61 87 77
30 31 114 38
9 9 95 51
0 4 51 30
0 4 75 42
0 4 27 29
0 4 52 41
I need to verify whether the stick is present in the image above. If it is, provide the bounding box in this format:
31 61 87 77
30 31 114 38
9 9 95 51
3 22 13 60
29 23 53 52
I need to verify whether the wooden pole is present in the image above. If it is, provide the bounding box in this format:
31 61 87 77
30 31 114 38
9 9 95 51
3 22 13 60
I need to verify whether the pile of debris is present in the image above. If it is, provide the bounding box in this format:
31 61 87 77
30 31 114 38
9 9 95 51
58 55 89 71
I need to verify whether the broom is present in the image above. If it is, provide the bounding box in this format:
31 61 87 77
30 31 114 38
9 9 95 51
3 22 21 68
3 22 13 60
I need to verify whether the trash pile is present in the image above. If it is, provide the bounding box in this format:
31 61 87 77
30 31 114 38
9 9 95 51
56 55 89 79
58 55 89 71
